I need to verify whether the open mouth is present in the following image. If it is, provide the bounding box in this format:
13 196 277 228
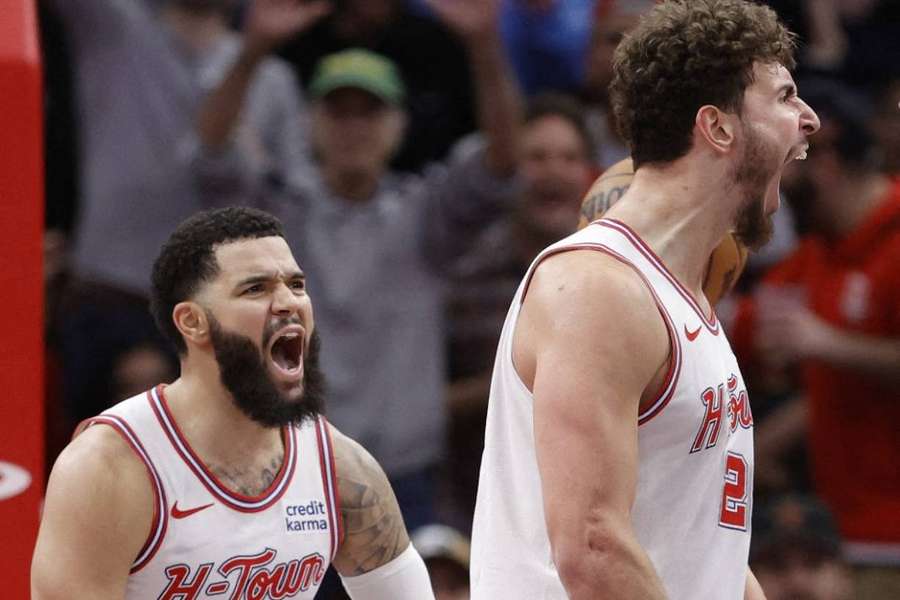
786 143 809 164
267 326 304 381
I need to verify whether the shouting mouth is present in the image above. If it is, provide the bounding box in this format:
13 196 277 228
267 325 305 384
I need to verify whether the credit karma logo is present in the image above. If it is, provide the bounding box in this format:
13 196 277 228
0 461 32 501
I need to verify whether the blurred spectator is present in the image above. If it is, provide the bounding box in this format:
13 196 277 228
412 524 471 600
197 0 522 531
751 495 854 600
44 0 315 427
443 93 592 523
732 80 900 599
497 0 597 96
581 0 654 169
278 0 477 172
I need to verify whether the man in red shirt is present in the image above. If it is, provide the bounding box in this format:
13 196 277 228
732 81 900 599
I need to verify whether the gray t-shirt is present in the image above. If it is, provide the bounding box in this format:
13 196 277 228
50 0 309 294
275 153 517 475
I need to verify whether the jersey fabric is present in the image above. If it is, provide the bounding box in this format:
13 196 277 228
83 386 342 600
732 180 900 563
470 219 754 599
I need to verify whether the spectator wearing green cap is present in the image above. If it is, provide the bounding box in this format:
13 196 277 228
194 0 521 533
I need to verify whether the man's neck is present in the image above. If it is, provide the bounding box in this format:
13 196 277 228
604 156 740 300
163 370 283 468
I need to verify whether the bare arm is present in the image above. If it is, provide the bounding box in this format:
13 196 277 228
425 0 522 176
755 305 900 389
329 426 410 576
31 425 154 600
196 0 330 149
516 250 670 599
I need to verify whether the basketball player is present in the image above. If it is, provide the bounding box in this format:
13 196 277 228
31 207 435 599
469 1 820 599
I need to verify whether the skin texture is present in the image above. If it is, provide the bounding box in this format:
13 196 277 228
330 427 410 576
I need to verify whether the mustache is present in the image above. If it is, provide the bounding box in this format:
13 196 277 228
262 316 305 348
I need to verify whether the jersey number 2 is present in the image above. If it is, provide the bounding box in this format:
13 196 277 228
719 452 749 530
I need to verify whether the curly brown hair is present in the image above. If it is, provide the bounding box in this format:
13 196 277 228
610 0 796 168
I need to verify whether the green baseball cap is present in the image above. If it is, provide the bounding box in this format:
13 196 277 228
309 48 405 106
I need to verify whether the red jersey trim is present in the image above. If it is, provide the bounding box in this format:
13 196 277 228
148 386 297 512
597 219 720 334
81 412 168 573
520 242 681 425
315 417 342 561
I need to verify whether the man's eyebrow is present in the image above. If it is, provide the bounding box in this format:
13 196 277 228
777 82 797 97
235 270 304 288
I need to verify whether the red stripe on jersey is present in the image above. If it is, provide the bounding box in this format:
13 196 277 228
82 410 168 573
598 219 720 334
314 418 340 561
148 386 297 512
520 242 682 425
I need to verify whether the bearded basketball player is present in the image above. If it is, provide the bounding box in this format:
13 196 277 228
470 1 820 598
32 207 435 599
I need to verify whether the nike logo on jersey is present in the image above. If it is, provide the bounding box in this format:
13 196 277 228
684 324 702 341
171 501 214 519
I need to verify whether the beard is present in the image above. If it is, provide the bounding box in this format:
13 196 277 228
731 123 780 251
208 315 325 428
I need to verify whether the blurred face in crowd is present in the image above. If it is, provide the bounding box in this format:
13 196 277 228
517 114 592 241
583 7 641 102
312 88 405 180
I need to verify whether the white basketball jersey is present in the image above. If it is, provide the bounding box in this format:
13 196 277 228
84 386 341 600
471 219 754 599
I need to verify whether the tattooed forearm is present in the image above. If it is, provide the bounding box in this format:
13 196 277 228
330 428 410 577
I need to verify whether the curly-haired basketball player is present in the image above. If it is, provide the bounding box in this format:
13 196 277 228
470 2 820 598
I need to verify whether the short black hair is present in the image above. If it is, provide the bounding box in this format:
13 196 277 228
150 206 286 355
525 92 594 159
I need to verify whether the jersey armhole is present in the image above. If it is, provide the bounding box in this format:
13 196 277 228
315 417 344 562
78 416 169 573
518 243 681 423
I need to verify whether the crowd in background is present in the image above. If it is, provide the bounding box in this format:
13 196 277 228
38 0 900 599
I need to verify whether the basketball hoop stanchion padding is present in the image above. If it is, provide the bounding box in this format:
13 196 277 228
0 0 45 595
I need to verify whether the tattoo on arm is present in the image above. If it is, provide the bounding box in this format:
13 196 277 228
331 431 409 576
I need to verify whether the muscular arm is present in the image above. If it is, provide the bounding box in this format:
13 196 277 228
31 425 154 600
329 427 410 576
516 250 670 599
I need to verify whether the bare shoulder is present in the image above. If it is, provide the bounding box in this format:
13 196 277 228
515 249 669 389
328 424 410 577
32 424 154 599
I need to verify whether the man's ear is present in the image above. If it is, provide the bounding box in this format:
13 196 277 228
173 302 209 348
695 105 737 155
